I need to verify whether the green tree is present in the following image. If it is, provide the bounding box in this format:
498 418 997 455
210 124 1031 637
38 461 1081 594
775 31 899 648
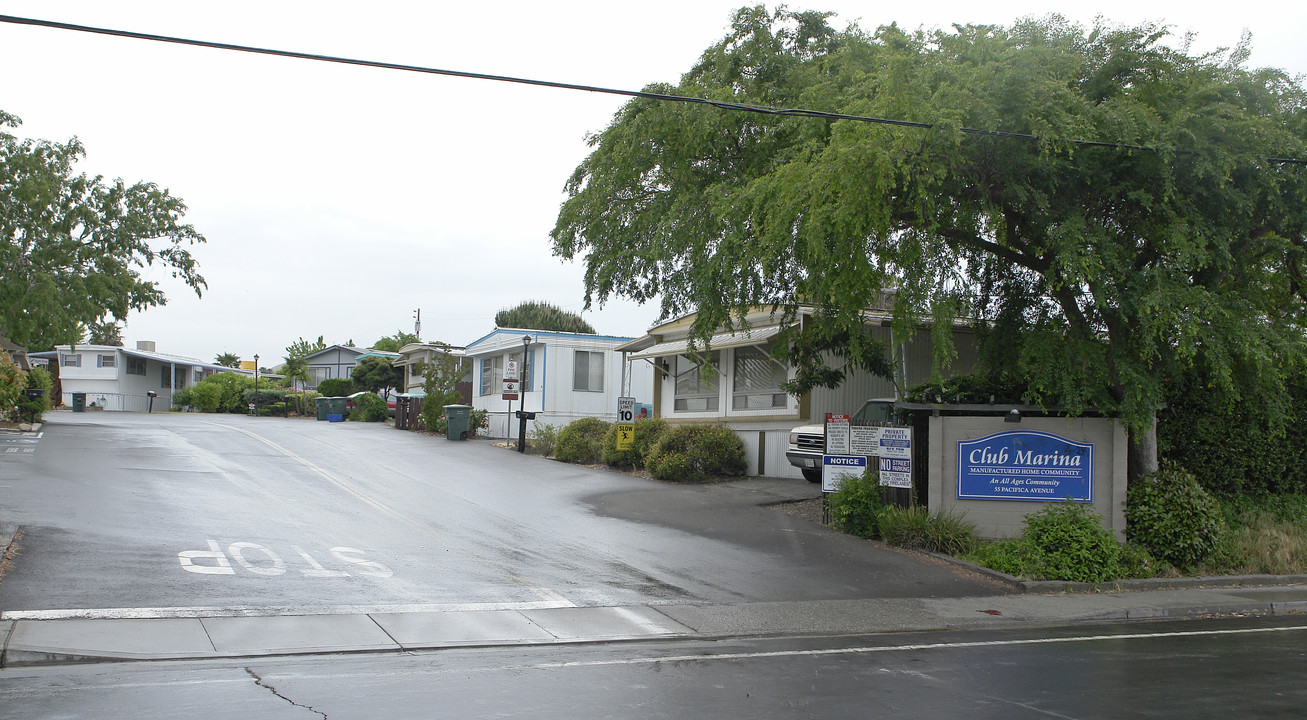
419 341 466 406
286 335 327 358
214 352 241 368
551 9 1307 480
87 320 124 346
0 111 206 351
371 331 420 353
495 300 596 334
0 350 27 421
351 356 403 397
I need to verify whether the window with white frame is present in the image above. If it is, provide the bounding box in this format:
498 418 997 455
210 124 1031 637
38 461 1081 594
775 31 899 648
732 343 788 410
673 351 719 411
479 356 503 396
62 353 81 367
161 365 172 389
308 366 329 386
126 357 146 376
573 350 604 392
97 354 116 368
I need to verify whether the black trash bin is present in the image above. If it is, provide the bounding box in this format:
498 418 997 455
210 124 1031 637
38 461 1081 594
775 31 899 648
72 392 86 412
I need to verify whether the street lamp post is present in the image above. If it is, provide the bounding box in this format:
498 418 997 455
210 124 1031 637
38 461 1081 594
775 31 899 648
517 335 531 453
253 353 260 416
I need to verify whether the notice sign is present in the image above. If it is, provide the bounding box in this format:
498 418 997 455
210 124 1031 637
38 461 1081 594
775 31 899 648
825 414 851 455
616 396 636 451
849 426 913 459
822 454 867 493
502 379 519 401
957 431 1094 502
879 457 911 488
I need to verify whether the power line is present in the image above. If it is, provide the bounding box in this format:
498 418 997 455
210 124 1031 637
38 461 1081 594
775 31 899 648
1 14 1304 165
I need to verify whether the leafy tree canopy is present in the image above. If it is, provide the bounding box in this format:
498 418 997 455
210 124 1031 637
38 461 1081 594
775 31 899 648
371 331 420 353
552 8 1307 444
418 340 466 407
495 300 596 334
87 320 123 347
1 111 205 351
350 355 403 397
214 352 241 368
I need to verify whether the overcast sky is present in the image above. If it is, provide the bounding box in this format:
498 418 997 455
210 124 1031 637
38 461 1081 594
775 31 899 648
2 1 1302 364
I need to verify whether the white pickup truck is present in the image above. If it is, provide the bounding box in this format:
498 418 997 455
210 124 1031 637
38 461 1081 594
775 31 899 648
785 399 896 482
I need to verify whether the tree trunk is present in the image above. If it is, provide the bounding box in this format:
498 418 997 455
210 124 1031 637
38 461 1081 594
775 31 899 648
1127 413 1159 484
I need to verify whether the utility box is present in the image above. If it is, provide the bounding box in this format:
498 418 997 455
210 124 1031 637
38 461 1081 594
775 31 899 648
444 404 472 441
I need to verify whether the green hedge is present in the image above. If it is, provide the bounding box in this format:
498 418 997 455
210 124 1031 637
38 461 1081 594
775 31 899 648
555 417 611 463
646 424 747 482
602 417 670 469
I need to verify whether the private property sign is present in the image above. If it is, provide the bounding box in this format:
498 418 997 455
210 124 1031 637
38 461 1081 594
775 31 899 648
957 431 1094 502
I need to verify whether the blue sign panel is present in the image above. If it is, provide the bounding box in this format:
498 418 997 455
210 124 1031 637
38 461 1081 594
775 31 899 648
957 431 1093 502
822 454 868 493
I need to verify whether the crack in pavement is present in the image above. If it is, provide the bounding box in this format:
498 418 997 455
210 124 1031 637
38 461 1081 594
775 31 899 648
245 667 328 719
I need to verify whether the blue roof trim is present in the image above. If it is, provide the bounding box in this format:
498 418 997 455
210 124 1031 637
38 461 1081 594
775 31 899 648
464 327 634 349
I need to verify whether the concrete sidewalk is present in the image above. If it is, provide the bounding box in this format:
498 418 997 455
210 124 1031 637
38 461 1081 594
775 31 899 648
4 583 1306 667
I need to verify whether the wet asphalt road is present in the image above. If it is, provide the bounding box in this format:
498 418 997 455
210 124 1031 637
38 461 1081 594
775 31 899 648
0 413 999 616
4 616 1304 719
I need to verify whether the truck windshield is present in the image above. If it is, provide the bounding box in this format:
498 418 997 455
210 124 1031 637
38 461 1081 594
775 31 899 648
853 400 895 424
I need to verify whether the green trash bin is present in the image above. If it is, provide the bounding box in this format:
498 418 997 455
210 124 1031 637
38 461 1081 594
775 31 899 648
444 404 472 440
315 397 329 421
324 396 347 422
72 392 86 412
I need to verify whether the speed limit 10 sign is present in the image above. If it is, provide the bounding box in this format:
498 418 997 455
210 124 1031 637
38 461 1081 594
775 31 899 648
617 396 635 422
616 396 636 450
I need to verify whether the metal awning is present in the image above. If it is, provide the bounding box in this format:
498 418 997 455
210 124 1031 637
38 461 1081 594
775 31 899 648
627 325 783 360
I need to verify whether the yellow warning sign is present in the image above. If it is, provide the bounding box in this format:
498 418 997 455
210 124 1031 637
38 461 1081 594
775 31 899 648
616 423 635 451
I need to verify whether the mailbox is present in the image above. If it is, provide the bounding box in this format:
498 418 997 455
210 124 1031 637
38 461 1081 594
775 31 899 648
515 411 536 420
25 388 45 399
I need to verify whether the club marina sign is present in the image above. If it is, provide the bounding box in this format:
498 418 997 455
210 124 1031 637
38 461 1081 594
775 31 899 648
957 431 1094 502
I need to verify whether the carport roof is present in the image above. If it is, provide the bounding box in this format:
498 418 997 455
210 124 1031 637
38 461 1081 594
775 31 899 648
626 325 783 360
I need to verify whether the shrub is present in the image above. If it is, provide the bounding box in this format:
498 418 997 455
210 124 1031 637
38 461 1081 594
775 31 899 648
825 468 888 538
878 506 978 555
469 408 489 437
1126 463 1224 570
16 364 53 422
316 377 354 397
420 391 463 435
0 351 26 420
555 417 611 463
528 422 560 456
964 538 1041 578
1020 501 1122 583
646 424 747 482
348 393 388 422
602 417 670 468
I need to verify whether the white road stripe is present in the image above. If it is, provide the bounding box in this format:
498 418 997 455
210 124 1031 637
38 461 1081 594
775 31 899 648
532 623 1307 669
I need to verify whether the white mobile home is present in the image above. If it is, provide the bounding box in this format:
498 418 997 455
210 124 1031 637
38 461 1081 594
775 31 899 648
464 328 654 439
34 341 239 412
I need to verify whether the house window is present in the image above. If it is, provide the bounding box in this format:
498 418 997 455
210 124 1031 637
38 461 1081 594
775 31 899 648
479 356 503 396
176 368 188 387
573 350 604 392
308 367 329 385
673 351 719 412
732 343 788 410
126 357 146 376
62 353 81 367
161 365 172 388
97 354 116 368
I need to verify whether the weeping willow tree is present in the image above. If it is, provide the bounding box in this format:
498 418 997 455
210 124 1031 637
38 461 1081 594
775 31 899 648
551 7 1307 480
